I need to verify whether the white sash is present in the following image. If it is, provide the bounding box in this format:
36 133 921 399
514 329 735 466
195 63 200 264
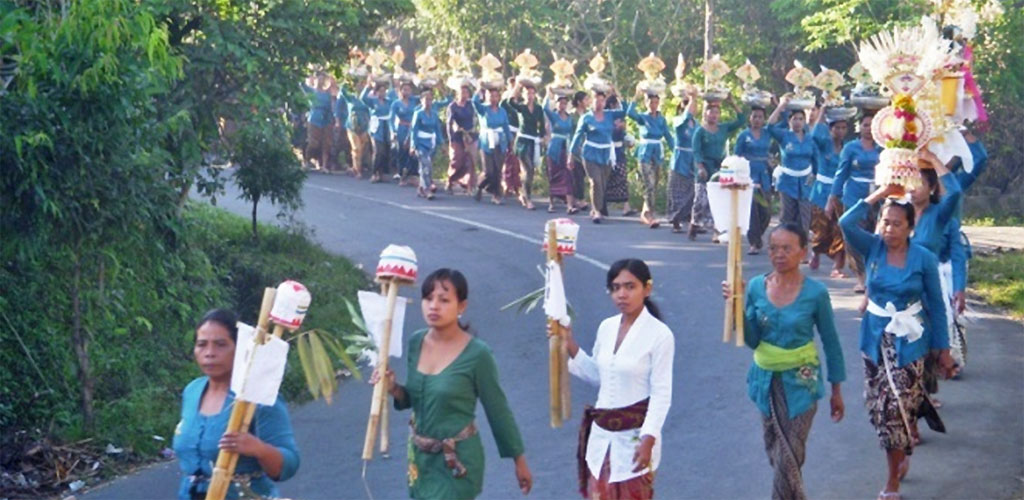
584 140 616 166
866 300 924 343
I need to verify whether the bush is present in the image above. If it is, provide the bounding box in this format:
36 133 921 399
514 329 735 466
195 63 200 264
0 204 369 462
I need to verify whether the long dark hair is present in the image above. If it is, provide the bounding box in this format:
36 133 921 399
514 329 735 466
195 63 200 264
195 309 239 343
606 259 662 320
421 268 471 331
921 168 942 205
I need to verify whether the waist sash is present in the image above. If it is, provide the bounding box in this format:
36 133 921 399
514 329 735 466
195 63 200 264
577 397 649 497
410 419 478 478
866 300 924 343
753 341 819 372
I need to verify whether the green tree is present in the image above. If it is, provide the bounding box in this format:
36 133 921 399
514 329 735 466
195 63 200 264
0 0 183 428
148 0 414 210
232 117 307 239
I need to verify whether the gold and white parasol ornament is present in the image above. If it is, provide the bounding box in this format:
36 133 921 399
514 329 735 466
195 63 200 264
549 51 577 97
583 51 611 94
513 48 543 88
636 52 667 97
669 53 697 98
736 59 772 108
699 54 731 102
784 60 816 110
477 52 505 91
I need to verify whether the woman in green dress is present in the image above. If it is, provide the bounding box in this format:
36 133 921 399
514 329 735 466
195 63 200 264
372 268 533 499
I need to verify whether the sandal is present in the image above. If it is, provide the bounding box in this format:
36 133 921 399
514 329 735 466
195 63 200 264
622 209 638 217
747 246 760 255
854 283 866 294
567 206 580 215
878 491 901 500
672 223 683 234
547 204 556 213
830 269 849 279
648 221 660 229
592 216 602 224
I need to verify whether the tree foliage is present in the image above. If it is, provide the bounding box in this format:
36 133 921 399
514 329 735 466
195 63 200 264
232 117 307 239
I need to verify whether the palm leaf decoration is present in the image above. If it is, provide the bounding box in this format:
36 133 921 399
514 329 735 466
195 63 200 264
286 297 373 404
500 265 575 321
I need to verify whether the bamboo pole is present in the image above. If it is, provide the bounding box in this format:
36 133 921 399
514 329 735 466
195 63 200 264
734 217 745 346
722 188 738 343
546 220 564 428
206 288 278 500
363 279 400 461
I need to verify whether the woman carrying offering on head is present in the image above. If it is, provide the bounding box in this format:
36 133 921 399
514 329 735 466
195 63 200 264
839 183 955 500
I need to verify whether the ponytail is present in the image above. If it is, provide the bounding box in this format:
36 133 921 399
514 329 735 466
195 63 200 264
643 297 662 321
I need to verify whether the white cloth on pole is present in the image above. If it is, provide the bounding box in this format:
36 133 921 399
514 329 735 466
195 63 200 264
230 322 290 406
544 261 570 327
707 182 753 233
358 290 406 367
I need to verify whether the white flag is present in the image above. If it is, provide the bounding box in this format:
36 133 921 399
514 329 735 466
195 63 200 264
357 290 406 366
230 322 290 406
544 261 571 327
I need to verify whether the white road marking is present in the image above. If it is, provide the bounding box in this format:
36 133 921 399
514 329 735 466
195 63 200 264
309 183 611 271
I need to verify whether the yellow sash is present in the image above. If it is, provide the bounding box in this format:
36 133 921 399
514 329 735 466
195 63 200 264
753 341 819 372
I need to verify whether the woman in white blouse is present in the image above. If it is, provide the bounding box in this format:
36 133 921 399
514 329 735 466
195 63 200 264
563 258 675 499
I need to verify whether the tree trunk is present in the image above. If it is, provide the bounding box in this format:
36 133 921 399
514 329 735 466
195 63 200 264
70 243 95 429
704 0 715 88
251 196 260 240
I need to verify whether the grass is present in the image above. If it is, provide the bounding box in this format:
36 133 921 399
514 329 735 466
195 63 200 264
969 251 1024 318
963 215 1024 227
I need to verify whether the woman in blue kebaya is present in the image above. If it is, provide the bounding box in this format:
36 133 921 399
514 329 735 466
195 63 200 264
828 114 881 293
691 98 747 241
410 88 448 200
723 223 846 500
734 106 775 254
173 309 300 499
767 97 818 233
668 88 699 234
840 184 955 500
361 76 397 183
392 80 420 185
472 86 514 205
627 89 675 228
570 87 628 224
808 108 849 277
542 87 580 213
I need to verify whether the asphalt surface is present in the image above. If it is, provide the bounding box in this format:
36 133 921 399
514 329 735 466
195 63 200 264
82 173 1024 500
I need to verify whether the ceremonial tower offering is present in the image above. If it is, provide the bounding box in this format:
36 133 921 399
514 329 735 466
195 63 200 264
636 53 667 97
514 48 543 88
549 52 577 97
699 54 731 102
583 51 611 94
736 59 772 108
784 61 816 110
477 52 504 90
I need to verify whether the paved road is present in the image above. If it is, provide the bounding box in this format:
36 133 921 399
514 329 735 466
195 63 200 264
84 174 1023 500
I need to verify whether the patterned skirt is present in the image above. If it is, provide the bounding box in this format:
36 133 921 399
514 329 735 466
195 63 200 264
810 205 844 258
586 452 654 500
863 333 925 454
605 158 630 203
762 376 816 500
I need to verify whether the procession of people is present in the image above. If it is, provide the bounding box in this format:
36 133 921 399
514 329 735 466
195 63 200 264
177 13 999 500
